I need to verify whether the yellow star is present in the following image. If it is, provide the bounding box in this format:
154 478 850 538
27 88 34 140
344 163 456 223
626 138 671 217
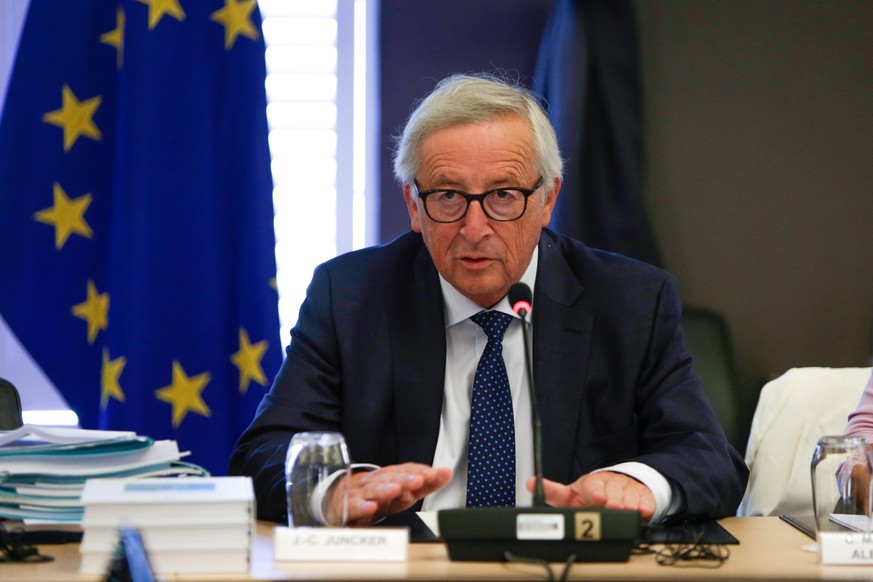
72 280 109 344
137 0 186 30
34 183 93 250
100 7 125 69
155 360 211 428
101 348 127 409
231 328 269 393
210 0 259 49
42 85 102 152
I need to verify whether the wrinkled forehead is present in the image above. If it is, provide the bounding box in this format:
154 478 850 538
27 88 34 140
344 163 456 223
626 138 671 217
417 117 538 182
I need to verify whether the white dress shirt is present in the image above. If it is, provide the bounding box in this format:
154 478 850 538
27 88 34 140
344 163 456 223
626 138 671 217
421 248 675 522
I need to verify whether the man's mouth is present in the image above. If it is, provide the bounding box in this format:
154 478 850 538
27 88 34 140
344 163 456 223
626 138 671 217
458 255 494 269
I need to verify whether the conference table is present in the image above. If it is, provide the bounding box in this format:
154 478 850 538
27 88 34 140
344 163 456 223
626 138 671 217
5 517 873 581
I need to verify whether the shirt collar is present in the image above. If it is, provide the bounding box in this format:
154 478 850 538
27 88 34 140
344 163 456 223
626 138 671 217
439 246 539 327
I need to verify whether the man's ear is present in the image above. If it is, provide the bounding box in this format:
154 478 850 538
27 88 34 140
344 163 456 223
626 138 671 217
403 183 423 233
541 177 561 228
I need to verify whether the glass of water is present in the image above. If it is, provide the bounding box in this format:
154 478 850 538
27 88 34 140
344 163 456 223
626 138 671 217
285 431 351 527
811 435 873 550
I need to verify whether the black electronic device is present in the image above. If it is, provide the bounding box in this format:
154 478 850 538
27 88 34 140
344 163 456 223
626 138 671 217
439 505 640 562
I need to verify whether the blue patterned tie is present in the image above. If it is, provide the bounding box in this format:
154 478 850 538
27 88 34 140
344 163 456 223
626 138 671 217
466 310 515 507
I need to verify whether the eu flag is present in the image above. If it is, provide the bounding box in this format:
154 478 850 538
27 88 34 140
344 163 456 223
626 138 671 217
0 0 281 476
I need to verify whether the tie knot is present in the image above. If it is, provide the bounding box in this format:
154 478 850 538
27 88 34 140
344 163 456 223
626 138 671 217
471 310 513 342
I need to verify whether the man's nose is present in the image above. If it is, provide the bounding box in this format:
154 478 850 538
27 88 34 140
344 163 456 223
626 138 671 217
460 200 493 240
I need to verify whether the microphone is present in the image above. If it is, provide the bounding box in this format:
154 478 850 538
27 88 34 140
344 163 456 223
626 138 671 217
507 283 544 507
508 281 532 318
437 282 641 562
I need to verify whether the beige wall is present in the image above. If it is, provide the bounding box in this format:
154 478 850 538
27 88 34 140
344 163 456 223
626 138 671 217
637 0 873 389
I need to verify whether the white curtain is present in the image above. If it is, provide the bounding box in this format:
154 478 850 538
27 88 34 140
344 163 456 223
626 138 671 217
0 0 30 118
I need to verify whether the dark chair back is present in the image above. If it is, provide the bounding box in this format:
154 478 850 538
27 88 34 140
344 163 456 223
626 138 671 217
681 307 744 451
0 377 24 430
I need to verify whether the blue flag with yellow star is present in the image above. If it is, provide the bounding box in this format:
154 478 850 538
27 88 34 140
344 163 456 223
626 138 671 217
0 0 281 476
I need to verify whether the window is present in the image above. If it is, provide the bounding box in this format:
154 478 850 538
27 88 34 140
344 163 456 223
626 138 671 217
260 0 377 342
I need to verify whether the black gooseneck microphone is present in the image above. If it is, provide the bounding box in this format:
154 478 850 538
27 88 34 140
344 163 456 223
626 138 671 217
507 282 545 508
437 282 641 562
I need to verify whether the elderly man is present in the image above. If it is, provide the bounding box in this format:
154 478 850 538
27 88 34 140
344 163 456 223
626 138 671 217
229 73 748 526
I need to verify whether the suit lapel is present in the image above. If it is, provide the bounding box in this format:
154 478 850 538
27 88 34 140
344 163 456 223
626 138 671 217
533 232 593 483
389 239 446 466
384 232 593 480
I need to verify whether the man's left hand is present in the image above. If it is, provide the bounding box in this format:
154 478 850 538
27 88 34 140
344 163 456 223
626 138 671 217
526 471 656 521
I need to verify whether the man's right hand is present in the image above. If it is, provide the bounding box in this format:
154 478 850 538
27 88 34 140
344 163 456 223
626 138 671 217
331 463 452 526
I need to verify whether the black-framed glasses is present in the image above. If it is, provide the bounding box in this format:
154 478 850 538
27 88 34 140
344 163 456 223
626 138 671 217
412 176 544 223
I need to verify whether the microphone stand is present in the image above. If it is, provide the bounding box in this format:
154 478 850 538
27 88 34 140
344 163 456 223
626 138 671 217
437 283 641 562
516 306 545 507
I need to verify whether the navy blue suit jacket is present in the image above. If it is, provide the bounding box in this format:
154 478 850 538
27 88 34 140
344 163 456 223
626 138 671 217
229 229 748 523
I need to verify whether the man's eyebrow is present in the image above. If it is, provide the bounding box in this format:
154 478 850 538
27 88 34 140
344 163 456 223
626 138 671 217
424 176 464 190
427 177 525 190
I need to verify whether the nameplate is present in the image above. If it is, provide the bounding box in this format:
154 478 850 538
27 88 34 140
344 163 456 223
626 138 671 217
516 514 564 540
274 527 408 562
819 532 873 564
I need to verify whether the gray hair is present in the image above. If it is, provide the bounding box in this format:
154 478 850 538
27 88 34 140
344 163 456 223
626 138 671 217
393 73 563 196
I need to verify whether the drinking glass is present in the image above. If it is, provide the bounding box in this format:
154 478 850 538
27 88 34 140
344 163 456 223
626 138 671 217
811 435 873 550
285 431 351 527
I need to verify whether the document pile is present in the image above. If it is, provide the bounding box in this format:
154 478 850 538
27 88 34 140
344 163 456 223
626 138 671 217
0 424 206 524
78 476 255 575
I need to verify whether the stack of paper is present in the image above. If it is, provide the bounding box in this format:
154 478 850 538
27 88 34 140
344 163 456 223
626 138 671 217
0 425 207 524
78 476 255 575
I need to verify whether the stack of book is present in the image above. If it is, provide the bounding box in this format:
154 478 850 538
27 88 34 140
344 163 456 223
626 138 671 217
78 476 255 575
0 425 206 525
